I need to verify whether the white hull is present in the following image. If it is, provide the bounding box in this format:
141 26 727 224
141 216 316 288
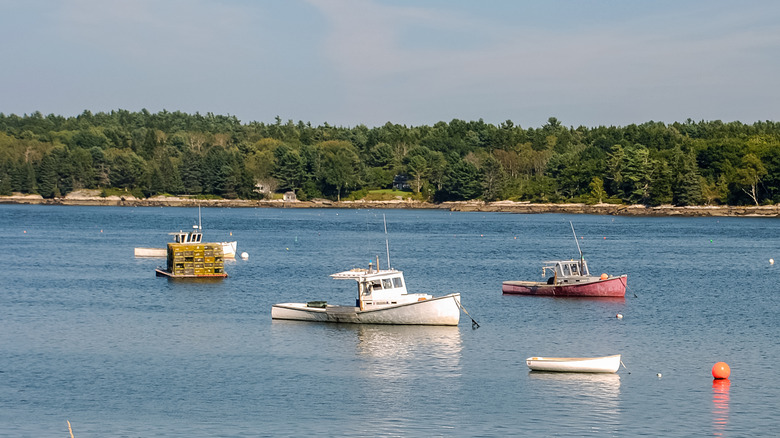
272 293 461 326
134 247 167 257
134 241 237 258
526 354 621 373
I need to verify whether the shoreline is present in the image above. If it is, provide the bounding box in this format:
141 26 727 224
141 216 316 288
2 192 779 217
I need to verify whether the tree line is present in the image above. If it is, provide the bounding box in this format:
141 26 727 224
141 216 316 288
1 109 779 206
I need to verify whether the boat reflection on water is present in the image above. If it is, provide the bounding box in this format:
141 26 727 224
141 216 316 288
354 325 463 379
712 379 730 437
528 371 621 390
528 371 621 431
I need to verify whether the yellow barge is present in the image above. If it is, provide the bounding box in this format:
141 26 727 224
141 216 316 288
155 242 228 278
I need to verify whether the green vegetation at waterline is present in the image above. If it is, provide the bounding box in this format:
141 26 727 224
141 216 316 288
1 110 780 206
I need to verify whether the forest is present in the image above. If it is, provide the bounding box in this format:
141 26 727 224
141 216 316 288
1 109 779 206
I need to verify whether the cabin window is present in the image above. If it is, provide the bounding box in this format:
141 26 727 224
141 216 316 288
382 279 393 289
562 265 571 276
392 277 403 288
370 280 383 290
571 264 579 275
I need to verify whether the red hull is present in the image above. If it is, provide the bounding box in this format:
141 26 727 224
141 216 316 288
502 275 627 297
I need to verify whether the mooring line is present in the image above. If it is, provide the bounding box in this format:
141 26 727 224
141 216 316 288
454 296 480 329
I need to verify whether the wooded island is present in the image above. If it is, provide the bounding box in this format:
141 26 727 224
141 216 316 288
1 110 778 209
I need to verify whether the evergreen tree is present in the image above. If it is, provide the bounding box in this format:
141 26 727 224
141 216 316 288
0 168 12 195
648 160 673 205
12 160 36 193
201 147 230 195
272 145 304 191
109 150 145 190
179 153 203 195
673 152 703 206
437 159 481 201
37 153 58 198
623 145 653 204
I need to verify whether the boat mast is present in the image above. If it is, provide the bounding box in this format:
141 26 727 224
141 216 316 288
570 221 584 273
198 205 202 231
383 214 391 270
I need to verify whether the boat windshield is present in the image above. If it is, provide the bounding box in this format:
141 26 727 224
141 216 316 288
365 276 404 291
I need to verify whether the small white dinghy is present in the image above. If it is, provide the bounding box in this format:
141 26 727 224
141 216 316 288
526 354 621 373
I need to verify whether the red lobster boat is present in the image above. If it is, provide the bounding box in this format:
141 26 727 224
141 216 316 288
502 259 626 297
502 222 627 297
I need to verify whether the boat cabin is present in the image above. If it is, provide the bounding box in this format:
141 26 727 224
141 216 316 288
543 259 591 284
170 226 203 244
330 265 432 310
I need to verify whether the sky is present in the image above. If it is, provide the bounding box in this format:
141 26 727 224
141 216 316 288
1 0 779 129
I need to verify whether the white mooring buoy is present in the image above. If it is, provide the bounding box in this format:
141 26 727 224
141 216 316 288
241 252 249 260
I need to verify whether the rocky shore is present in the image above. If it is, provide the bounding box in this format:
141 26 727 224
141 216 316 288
2 190 779 217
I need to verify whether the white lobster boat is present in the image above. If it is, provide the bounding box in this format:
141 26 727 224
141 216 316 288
272 263 461 326
526 354 621 373
134 208 237 258
134 230 236 258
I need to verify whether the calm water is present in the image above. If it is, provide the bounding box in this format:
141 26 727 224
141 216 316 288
1 205 779 437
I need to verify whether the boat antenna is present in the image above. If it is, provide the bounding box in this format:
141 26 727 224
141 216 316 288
383 214 391 270
198 205 202 231
570 221 583 270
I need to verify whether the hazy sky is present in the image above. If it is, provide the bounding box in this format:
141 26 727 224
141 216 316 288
2 0 778 128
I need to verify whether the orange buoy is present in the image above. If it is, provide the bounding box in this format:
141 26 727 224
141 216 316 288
600 273 608 280
712 362 731 379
